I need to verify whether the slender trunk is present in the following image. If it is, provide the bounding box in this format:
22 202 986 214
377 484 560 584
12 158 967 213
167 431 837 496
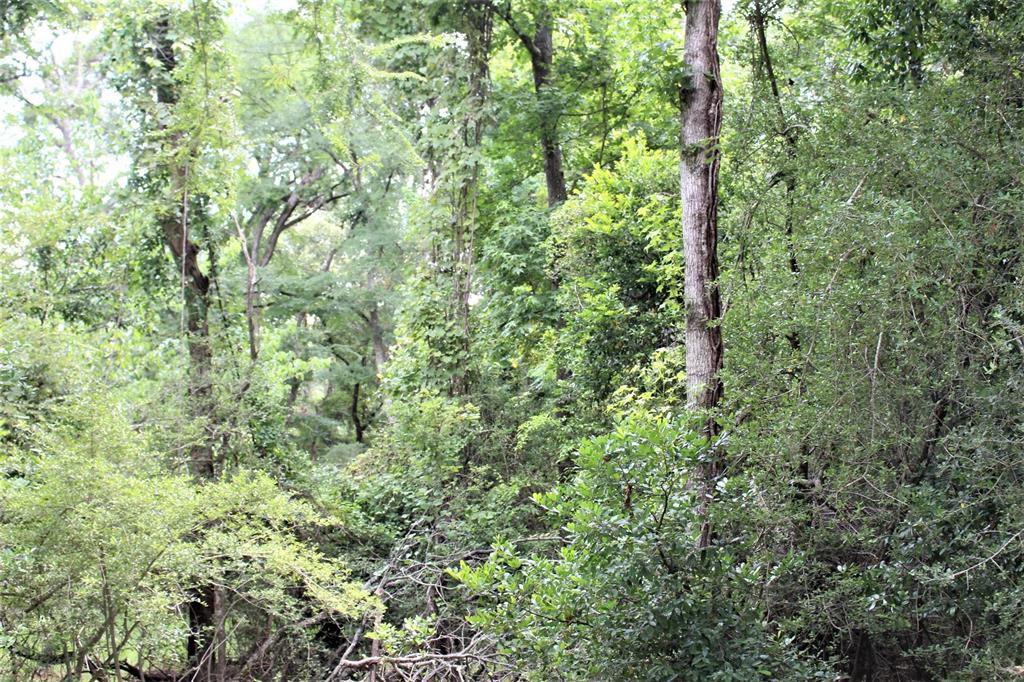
183 282 216 479
530 11 573 389
181 270 217 672
751 4 811 503
54 116 87 188
234 219 260 362
449 4 491 397
529 13 567 207
680 0 724 549
351 382 365 444
186 584 217 677
150 17 219 679
751 0 800 301
450 205 473 398
492 3 567 206
365 257 389 376
369 302 389 374
214 587 228 682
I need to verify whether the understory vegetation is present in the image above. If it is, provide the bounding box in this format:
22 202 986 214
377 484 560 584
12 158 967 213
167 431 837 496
1 0 1023 680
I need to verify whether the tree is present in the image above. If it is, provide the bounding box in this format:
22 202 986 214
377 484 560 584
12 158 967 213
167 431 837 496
680 0 724 548
480 0 567 207
5 1 1024 679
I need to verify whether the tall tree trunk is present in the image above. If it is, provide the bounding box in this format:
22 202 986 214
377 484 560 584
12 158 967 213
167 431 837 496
680 0 724 549
483 1 567 207
365 254 390 377
180 280 216 480
369 301 389 375
751 0 800 302
149 17 219 680
449 3 492 398
527 9 574 391
351 382 365 444
751 1 819 515
529 11 567 207
484 3 570 390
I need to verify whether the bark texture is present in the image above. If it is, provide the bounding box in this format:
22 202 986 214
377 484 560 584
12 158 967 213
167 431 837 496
680 0 724 548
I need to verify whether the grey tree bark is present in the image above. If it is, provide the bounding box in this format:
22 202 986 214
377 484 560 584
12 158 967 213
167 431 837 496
680 0 724 549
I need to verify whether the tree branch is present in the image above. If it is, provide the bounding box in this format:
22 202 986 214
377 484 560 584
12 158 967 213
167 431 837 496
471 0 540 59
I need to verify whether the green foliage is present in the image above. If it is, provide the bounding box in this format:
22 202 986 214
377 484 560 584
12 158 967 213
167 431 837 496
551 136 682 405
0 320 374 679
2 0 1024 679
458 412 829 680
381 390 481 479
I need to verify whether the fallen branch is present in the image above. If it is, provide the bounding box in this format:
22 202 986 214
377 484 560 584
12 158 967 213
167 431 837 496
330 649 496 670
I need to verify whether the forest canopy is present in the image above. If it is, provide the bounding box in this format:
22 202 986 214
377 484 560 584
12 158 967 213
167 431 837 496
1 0 1023 680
